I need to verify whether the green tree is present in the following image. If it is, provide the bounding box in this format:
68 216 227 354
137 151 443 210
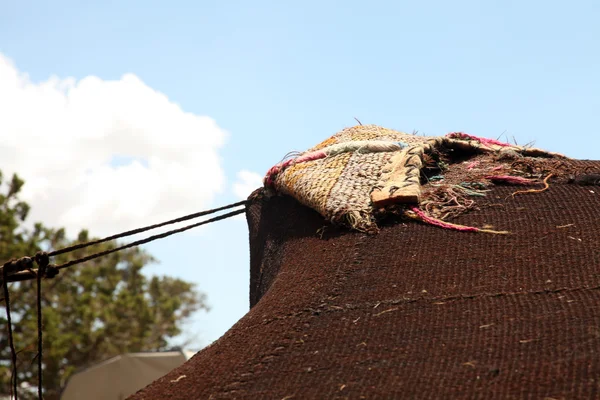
0 171 208 399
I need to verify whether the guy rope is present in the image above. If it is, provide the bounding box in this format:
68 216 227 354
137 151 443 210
1 200 246 399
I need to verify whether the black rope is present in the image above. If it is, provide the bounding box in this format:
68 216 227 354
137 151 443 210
55 208 245 271
35 253 48 400
0 200 248 399
3 202 247 283
49 200 246 257
3 268 18 400
36 273 43 400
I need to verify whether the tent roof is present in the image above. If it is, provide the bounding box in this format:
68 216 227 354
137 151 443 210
131 157 600 399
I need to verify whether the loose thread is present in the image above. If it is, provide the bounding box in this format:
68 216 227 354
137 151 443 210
512 174 554 197
459 182 488 191
453 185 487 197
3 268 18 400
485 175 538 185
407 206 509 235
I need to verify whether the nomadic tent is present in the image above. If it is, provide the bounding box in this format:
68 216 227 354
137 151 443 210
61 350 195 400
131 126 600 399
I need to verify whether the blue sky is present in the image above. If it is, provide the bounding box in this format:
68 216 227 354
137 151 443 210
1 1 599 346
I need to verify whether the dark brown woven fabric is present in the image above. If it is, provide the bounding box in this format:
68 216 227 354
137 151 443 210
130 161 600 400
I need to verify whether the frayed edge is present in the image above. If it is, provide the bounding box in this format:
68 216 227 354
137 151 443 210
335 210 379 234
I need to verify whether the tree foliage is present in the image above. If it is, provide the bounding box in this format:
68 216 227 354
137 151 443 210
0 171 207 399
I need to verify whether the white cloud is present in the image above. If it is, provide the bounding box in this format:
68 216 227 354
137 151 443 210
232 170 263 200
0 53 227 237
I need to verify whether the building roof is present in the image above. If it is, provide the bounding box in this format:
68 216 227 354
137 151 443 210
62 351 194 400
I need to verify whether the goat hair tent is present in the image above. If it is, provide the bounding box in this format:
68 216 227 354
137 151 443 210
130 126 600 399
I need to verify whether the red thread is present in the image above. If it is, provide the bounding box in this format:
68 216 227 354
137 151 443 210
409 207 480 233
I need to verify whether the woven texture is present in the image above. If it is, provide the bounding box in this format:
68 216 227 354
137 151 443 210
264 125 565 233
269 125 418 232
130 165 600 399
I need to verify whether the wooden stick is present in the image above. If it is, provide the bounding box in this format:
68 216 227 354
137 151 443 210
371 146 423 206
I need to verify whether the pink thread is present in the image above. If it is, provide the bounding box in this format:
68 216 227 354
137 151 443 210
264 161 289 186
466 161 479 170
263 167 278 186
294 150 327 164
485 175 537 185
409 207 479 233
264 151 327 186
491 165 504 171
447 132 511 147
